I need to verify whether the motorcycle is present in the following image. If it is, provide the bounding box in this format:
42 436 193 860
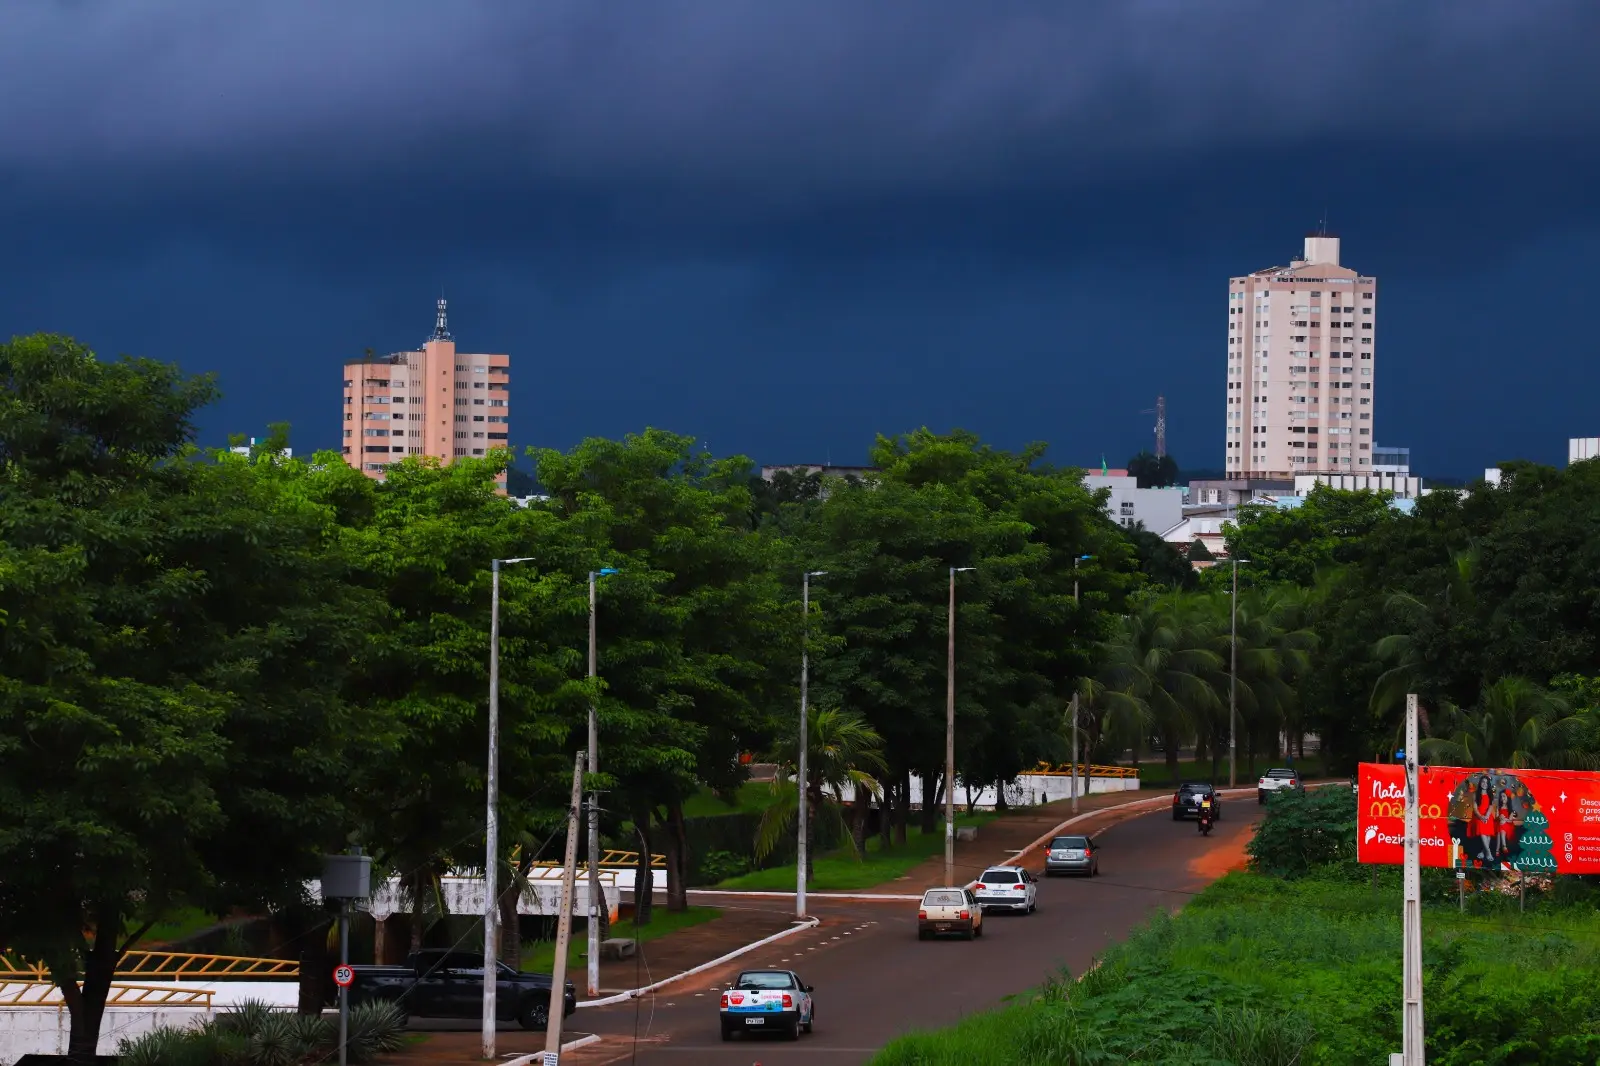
1197 806 1215 837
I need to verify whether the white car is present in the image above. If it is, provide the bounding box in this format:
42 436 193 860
1257 767 1304 804
971 866 1038 913
719 969 814 1041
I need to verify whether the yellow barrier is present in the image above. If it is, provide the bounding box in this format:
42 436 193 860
512 846 665 868
0 951 296 983
1029 762 1141 779
0 983 216 1008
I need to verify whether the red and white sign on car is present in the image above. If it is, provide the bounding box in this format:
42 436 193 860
1357 762 1600 873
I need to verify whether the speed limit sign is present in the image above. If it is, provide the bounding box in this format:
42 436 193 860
333 964 355 988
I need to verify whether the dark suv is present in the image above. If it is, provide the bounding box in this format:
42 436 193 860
1172 781 1221 821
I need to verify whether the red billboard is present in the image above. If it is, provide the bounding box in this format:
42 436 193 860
1357 762 1600 872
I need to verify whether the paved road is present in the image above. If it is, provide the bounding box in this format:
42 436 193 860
567 799 1264 1065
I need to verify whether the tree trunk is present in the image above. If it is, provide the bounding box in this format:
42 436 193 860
409 867 427 953
920 773 942 835
806 777 819 877
663 802 690 912
596 881 612 942
1246 730 1258 778
498 857 526 971
633 818 654 927
965 780 976 815
880 779 894 849
995 779 1009 813
1164 728 1181 785
60 904 125 1064
851 786 871 857
894 771 910 846
297 913 334 1012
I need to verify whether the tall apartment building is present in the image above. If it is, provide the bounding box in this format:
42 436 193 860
341 300 510 488
1224 234 1377 478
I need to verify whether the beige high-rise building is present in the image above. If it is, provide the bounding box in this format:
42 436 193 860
341 300 510 489
1224 235 1377 478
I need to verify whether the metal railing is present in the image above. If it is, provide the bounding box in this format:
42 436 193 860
0 951 296 983
0 983 216 1008
518 847 665 870
1029 762 1141 779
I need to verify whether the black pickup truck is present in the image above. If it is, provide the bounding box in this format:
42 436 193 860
342 949 577 1029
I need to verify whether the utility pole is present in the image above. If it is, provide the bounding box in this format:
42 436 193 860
584 567 615 1000
1068 692 1081 815
798 571 826 918
586 572 600 1001
945 567 973 887
544 752 585 1060
1398 693 1425 1065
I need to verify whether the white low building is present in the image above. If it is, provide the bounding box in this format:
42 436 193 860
1083 474 1184 533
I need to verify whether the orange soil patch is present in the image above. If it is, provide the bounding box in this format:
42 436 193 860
1188 829 1252 879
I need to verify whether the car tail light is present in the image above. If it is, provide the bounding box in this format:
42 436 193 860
720 993 729 1008
960 910 970 920
919 910 927 920
782 994 793 1008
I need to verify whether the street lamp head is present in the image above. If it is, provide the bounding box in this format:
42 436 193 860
807 570 828 577
495 556 536 569
598 567 619 576
951 566 975 574
1077 554 1095 561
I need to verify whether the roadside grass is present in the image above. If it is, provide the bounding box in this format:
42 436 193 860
518 905 720 974
680 780 780 818
713 813 997 891
137 906 224 947
869 869 1600 1065
1131 753 1327 790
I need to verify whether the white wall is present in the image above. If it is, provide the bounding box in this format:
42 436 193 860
828 773 1139 809
1570 438 1599 465
1084 475 1184 533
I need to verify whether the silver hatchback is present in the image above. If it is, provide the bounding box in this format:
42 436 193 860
1044 834 1099 877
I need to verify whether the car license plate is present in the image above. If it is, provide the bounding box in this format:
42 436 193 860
745 1018 763 1025
936 922 950 931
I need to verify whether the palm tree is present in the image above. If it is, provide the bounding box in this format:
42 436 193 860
1231 586 1317 775
756 707 887 880
1370 549 1478 718
1096 593 1225 783
1421 677 1597 770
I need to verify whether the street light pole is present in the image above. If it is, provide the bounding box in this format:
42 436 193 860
484 556 533 1061
1228 557 1249 790
798 570 827 918
945 567 974 887
586 567 617 1001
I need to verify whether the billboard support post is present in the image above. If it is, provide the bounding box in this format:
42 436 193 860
1402 693 1425 1066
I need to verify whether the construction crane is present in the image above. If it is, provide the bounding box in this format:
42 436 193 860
1138 396 1167 459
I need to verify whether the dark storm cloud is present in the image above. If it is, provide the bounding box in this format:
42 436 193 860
4 0 1597 205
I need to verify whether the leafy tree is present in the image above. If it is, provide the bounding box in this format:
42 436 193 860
530 430 793 911
1213 485 1398 588
1127 450 1179 489
1246 785 1359 878
755 708 887 873
1421 678 1596 770
1125 522 1196 590
0 335 369 1059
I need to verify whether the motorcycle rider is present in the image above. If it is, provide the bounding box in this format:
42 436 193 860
1197 794 1216 831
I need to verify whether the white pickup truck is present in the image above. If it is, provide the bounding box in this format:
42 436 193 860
718 969 814 1042
1257 767 1304 804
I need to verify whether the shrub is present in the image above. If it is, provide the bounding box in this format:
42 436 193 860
1246 784 1358 878
697 850 752 883
114 999 367 1066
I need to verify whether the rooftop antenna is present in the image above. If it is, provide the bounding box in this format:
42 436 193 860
429 291 452 343
1138 395 1167 459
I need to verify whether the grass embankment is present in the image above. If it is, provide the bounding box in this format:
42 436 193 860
519 906 720 974
1131 754 1327 790
871 870 1600 1066
713 813 997 891
679 780 781 818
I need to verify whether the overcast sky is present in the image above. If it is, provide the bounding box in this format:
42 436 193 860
5 1 1598 476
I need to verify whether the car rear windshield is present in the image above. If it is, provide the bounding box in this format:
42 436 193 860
979 870 1020 884
734 972 795 990
1051 836 1089 849
1267 769 1298 778
1179 783 1213 793
923 890 965 907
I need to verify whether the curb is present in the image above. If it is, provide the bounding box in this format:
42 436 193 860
690 889 922 902
1000 780 1352 868
502 1033 600 1065
575 917 820 1008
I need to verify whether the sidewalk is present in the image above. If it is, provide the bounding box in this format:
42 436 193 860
382 904 797 1063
